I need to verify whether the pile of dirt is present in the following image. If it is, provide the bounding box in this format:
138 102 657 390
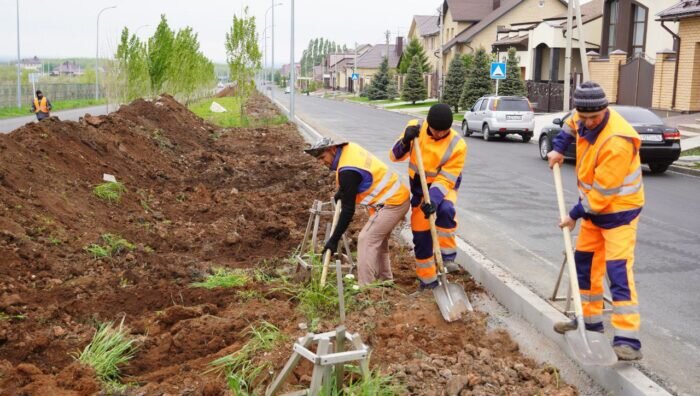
0 92 576 395
215 85 237 98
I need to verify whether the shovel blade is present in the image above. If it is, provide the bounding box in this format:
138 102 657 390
565 327 618 366
432 282 473 322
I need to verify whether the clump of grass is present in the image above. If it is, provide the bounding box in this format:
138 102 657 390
72 318 138 384
191 268 249 289
320 367 406 395
207 322 285 394
93 182 126 203
86 233 135 259
0 312 26 321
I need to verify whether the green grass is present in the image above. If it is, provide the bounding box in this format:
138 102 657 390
319 367 406 395
72 319 138 384
190 268 249 289
86 233 135 259
383 100 438 109
416 110 464 122
93 182 126 203
0 98 107 120
0 312 26 321
345 96 399 104
681 147 700 157
207 322 286 395
189 97 288 129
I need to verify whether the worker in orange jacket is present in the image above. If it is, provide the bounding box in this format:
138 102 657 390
305 138 410 286
390 104 467 290
30 90 52 121
548 81 644 361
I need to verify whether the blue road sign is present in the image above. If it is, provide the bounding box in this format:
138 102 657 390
351 73 359 81
490 62 506 80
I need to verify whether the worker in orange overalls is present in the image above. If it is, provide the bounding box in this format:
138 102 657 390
30 90 52 121
548 81 644 361
305 138 410 286
390 104 467 290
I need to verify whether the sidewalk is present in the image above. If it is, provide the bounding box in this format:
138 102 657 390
0 104 111 134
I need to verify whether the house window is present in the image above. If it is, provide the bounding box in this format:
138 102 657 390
607 0 618 51
631 4 647 55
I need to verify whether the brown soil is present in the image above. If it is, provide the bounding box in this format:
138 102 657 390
0 93 576 395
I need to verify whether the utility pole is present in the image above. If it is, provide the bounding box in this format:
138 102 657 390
96 5 117 100
437 6 445 100
354 41 358 95
563 1 574 111
271 0 275 100
290 0 295 120
574 0 590 82
16 0 21 108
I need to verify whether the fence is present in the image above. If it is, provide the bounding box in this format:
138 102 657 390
0 84 97 108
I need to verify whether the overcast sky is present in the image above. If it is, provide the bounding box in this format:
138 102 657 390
0 0 444 65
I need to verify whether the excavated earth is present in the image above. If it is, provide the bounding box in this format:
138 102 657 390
0 92 577 395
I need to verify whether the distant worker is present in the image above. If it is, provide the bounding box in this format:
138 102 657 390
30 90 52 121
547 81 644 361
390 104 467 291
305 138 410 286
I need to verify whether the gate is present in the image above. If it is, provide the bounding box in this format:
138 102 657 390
617 55 654 108
527 81 565 113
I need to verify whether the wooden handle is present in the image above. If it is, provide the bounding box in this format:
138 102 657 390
552 164 584 318
413 139 444 272
320 199 342 287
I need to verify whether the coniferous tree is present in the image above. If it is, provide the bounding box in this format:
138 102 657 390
401 55 427 104
460 47 493 110
498 47 526 96
367 57 391 100
442 55 467 112
398 38 431 74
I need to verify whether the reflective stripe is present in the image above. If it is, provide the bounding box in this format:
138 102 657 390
580 293 604 302
437 230 455 238
438 170 459 183
584 315 604 324
562 124 575 137
420 274 438 283
619 182 643 196
623 166 642 184
374 178 402 206
360 172 393 205
579 180 592 190
614 329 640 339
433 183 448 196
441 248 457 256
409 162 438 177
438 135 461 169
416 260 435 269
612 305 639 315
592 179 642 197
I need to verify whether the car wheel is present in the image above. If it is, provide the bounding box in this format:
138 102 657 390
462 121 471 137
522 135 532 143
648 162 671 174
539 136 550 160
482 124 492 141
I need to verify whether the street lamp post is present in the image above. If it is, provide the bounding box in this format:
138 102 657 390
134 24 150 37
290 0 295 120
271 1 282 100
16 0 21 108
96 5 117 100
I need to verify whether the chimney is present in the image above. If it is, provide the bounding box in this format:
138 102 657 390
396 36 404 57
493 0 500 9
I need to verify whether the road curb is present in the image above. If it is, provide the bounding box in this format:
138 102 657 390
669 164 700 177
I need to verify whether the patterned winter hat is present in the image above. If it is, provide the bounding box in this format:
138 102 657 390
573 81 609 113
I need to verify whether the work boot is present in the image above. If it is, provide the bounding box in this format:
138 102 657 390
409 279 440 297
613 345 643 361
444 261 462 274
553 319 578 334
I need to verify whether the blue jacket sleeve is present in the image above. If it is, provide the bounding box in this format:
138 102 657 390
552 130 575 154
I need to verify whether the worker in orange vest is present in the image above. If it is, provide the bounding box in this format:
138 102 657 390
548 81 644 361
390 104 467 291
305 138 410 286
30 90 52 121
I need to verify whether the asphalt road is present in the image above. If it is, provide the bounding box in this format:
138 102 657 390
0 104 110 134
271 86 700 395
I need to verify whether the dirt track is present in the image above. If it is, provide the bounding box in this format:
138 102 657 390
0 93 576 395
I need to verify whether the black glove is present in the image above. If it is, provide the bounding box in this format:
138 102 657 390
333 190 342 203
402 125 421 146
420 201 437 219
323 238 339 255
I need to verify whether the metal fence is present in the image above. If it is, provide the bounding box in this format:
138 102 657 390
0 83 97 108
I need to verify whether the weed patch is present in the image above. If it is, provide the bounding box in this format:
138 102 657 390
72 318 138 384
86 234 135 259
93 182 126 203
191 268 249 289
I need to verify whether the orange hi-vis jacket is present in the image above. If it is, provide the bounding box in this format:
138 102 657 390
563 108 644 225
336 142 409 207
390 119 467 204
33 97 49 113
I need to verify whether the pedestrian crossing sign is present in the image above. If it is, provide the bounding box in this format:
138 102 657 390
490 62 506 80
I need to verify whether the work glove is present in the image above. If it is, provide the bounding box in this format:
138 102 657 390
401 125 421 146
333 190 342 203
420 201 437 219
322 238 339 256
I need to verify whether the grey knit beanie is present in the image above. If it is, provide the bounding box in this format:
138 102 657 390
573 81 608 113
427 103 453 131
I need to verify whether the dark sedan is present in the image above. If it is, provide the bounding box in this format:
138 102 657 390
538 106 682 174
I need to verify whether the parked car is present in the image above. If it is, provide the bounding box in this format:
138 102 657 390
461 96 535 142
284 86 291 94
537 106 681 174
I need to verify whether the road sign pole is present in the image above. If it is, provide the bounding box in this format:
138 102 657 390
496 78 499 96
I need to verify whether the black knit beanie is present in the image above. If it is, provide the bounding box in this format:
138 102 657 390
573 81 608 113
427 103 453 131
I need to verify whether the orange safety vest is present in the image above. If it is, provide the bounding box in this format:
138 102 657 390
33 97 49 113
336 142 409 207
398 120 467 197
565 109 644 216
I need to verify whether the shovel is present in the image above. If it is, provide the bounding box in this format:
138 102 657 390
413 139 472 322
552 163 617 366
320 199 342 287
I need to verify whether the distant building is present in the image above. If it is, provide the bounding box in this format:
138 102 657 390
51 61 84 76
20 56 42 70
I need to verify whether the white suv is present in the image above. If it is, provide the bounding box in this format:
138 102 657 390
462 96 535 142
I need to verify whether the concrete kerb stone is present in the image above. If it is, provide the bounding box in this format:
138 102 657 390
668 164 700 177
262 87 672 395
